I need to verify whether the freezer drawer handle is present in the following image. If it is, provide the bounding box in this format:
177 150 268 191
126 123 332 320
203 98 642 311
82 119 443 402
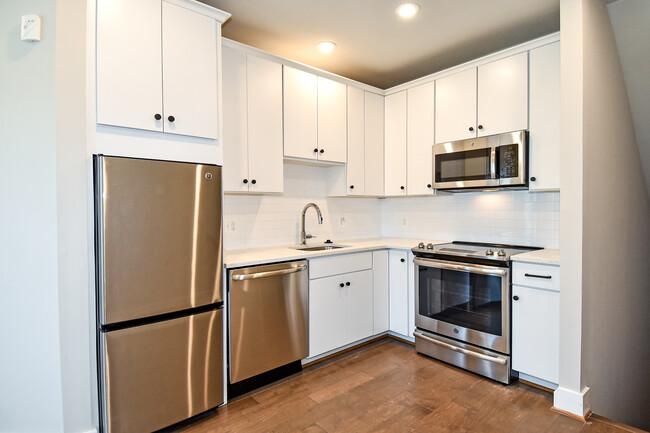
524 273 552 279
414 331 507 365
232 265 307 281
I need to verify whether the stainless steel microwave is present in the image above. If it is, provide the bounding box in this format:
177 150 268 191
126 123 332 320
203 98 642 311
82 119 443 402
432 130 528 191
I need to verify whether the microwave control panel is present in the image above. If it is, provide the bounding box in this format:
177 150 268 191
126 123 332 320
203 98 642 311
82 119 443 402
498 144 519 178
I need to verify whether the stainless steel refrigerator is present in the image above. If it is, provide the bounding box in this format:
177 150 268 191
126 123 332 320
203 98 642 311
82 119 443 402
94 155 223 433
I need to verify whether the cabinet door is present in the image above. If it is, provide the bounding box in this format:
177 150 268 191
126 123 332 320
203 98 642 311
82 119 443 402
372 250 389 334
161 1 219 139
407 251 416 338
407 82 435 195
283 66 318 160
384 91 407 196
344 270 374 345
477 52 528 137
435 68 477 143
529 42 560 191
347 86 365 195
247 55 284 194
96 0 163 132
512 286 559 384
309 275 346 358
221 47 249 192
364 92 385 196
317 77 347 163
389 250 409 336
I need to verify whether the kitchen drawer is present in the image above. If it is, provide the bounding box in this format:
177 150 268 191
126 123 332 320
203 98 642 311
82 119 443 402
513 262 560 292
309 252 373 280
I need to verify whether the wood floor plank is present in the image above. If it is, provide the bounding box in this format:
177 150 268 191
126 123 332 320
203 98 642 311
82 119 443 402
176 341 633 433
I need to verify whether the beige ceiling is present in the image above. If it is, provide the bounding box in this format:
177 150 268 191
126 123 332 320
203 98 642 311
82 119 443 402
201 0 560 89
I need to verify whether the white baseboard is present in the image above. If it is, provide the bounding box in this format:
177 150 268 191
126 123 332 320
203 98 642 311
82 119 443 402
553 386 591 418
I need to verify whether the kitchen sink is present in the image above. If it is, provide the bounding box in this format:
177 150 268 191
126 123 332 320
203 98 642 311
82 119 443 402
292 244 349 251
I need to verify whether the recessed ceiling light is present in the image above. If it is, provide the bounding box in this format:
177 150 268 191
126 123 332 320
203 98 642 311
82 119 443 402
396 3 420 19
317 41 337 53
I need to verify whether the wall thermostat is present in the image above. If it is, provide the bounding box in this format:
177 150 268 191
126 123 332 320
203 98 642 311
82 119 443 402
21 15 41 42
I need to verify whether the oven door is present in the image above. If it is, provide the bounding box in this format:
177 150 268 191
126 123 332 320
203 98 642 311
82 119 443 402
414 257 510 354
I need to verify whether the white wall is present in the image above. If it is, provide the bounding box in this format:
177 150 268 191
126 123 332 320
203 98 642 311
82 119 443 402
0 1 65 431
381 192 560 248
580 0 650 429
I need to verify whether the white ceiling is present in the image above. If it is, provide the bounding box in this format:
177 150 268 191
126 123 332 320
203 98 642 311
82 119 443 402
201 0 560 89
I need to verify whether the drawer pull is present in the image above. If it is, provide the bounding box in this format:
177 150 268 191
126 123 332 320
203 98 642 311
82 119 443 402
524 273 552 279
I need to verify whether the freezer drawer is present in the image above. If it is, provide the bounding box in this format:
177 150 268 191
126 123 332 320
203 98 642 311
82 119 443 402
229 261 309 383
100 309 223 433
95 155 223 325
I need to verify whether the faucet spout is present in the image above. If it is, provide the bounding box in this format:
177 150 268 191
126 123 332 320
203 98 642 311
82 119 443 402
300 203 323 245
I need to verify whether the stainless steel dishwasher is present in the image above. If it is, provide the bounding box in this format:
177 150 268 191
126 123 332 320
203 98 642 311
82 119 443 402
228 260 309 389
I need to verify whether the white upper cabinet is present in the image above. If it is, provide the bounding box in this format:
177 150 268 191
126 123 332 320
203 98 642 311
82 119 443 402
283 66 318 159
477 52 528 137
97 0 163 133
384 91 407 196
283 67 346 163
407 82 435 195
96 0 227 140
435 68 477 143
346 86 366 195
435 52 528 143
317 77 347 163
222 47 283 193
529 42 560 191
364 92 385 196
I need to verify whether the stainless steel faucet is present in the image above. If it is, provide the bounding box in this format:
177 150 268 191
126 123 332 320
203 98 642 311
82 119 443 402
300 203 323 245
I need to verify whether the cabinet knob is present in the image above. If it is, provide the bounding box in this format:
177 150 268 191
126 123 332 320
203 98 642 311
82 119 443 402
345 281 351 286
168 115 175 122
242 179 248 184
154 113 162 120
469 126 474 132
349 185 354 189
339 283 344 288
478 124 483 130
513 295 519 301
313 148 318 153
400 258 405 263
427 184 432 188
320 149 325 154
530 176 537 182
400 186 405 190
251 179 257 184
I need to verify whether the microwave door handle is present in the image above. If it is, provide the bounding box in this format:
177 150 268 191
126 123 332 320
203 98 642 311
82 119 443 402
490 146 498 179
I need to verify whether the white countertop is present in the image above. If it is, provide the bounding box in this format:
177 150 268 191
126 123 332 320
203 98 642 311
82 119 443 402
511 248 560 266
224 237 447 268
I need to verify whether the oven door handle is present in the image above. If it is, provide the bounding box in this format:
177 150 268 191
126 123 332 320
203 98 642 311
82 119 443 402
414 331 508 365
413 258 508 277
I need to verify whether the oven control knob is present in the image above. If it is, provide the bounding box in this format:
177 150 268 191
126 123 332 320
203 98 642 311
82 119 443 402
486 249 494 256
426 243 434 250
497 249 507 257
418 242 425 249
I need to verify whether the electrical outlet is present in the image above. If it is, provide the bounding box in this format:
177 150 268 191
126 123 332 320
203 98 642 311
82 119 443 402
401 217 408 227
230 221 237 232
339 216 346 227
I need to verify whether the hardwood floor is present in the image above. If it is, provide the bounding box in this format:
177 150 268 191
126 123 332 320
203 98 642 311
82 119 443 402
175 340 643 433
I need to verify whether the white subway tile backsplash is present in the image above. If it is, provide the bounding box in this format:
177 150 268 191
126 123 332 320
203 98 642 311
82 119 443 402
223 164 560 250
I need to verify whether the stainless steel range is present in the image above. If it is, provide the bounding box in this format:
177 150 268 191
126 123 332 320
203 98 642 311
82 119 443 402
412 241 540 384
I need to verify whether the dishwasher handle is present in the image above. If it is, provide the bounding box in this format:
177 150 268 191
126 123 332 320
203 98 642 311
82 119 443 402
231 264 307 281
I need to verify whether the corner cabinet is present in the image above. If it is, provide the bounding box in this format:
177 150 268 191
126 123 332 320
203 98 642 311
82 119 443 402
512 261 560 387
222 46 283 194
96 0 229 139
384 92 407 196
283 66 347 163
435 52 528 144
407 82 436 195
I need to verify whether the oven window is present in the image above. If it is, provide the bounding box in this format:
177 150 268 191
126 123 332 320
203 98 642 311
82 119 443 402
418 266 502 336
435 148 491 183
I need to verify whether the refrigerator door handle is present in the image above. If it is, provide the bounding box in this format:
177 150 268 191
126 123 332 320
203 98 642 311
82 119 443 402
231 264 307 281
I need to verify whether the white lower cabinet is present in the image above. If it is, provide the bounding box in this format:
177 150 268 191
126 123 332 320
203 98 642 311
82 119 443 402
372 250 389 334
512 262 560 386
389 250 409 336
309 270 373 358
